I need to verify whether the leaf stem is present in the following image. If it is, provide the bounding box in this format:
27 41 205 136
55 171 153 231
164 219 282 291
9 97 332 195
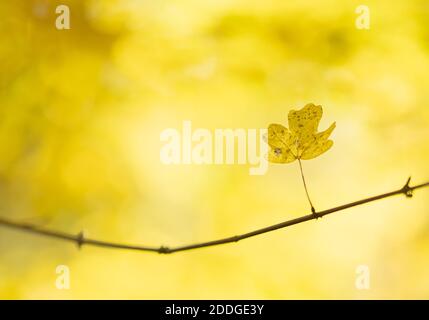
298 159 316 214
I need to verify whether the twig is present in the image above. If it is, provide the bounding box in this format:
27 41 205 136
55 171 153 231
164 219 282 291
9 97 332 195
0 177 428 254
298 159 316 214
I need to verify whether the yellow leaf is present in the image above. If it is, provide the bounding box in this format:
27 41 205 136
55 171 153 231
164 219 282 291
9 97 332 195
268 103 336 163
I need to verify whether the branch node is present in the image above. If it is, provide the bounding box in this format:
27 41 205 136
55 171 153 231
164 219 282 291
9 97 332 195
402 177 413 198
158 246 171 254
312 207 322 219
76 231 85 249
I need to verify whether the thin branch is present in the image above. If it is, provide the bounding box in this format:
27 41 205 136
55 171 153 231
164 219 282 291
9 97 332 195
0 177 428 254
298 159 316 213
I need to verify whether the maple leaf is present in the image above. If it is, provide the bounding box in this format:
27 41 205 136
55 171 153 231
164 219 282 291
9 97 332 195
267 103 336 214
267 103 336 163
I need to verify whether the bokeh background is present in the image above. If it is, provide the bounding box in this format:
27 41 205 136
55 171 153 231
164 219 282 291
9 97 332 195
0 0 429 299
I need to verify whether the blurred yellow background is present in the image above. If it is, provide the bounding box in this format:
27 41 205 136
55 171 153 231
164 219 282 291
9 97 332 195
0 0 428 299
